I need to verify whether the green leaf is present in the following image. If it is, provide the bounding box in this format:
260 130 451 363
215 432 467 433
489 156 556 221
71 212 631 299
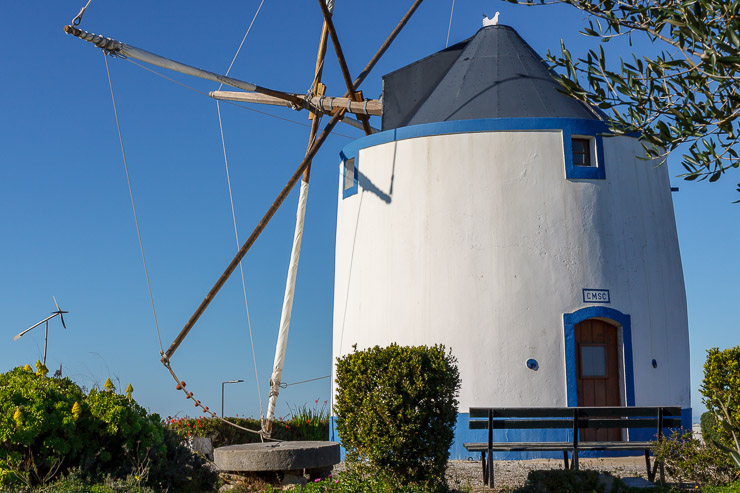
717 55 740 64
665 19 686 26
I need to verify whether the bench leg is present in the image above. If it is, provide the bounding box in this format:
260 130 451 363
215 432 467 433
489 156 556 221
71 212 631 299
645 450 654 482
573 450 579 470
563 451 569 470
487 450 494 488
481 451 488 487
645 450 665 484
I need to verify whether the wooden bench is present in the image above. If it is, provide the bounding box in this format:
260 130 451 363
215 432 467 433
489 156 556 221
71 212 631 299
463 406 682 488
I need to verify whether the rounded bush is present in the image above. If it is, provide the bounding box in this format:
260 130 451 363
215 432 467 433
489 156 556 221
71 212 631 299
334 344 461 490
78 387 165 474
0 366 86 485
0 366 216 491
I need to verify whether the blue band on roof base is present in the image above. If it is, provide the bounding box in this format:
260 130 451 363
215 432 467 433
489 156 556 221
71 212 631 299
339 117 613 198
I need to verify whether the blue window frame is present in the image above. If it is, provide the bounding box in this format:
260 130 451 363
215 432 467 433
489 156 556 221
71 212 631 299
563 130 605 180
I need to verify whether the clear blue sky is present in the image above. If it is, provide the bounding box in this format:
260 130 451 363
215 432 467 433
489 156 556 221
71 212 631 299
1 0 737 422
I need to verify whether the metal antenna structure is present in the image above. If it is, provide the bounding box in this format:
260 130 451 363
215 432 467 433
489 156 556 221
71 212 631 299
14 296 69 365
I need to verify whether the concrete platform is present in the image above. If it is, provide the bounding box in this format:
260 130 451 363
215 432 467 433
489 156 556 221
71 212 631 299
214 441 340 472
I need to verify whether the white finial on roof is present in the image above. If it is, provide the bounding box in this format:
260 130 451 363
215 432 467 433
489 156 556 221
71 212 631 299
483 12 500 26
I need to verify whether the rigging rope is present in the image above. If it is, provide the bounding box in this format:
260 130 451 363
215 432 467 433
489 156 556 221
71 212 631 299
216 100 265 422
104 54 164 355
72 0 94 26
214 0 269 426
218 0 267 90
106 51 276 439
279 374 330 389
445 0 456 48
122 58 354 139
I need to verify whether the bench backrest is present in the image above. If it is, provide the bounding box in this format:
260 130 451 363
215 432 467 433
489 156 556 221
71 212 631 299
468 407 683 431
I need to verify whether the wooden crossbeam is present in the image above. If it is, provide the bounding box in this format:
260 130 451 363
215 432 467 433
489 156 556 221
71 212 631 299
209 90 383 116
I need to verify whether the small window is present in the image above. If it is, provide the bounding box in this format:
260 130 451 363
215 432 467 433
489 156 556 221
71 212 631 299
580 345 607 377
343 157 355 191
572 138 592 167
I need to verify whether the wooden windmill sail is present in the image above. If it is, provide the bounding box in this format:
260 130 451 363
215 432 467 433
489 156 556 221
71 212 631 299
64 0 423 439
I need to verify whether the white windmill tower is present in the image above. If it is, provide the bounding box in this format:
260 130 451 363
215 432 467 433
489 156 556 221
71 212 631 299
332 24 691 458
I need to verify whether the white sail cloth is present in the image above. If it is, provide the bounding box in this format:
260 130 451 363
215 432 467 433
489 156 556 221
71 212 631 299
265 179 309 428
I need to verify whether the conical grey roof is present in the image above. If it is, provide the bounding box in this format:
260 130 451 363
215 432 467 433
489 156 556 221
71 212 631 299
381 25 605 131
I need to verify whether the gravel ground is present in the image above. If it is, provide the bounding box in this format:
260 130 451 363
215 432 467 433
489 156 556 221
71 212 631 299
444 456 665 491
334 456 665 491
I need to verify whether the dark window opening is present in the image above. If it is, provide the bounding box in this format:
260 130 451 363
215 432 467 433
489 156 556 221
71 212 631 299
343 158 355 191
572 138 592 167
580 344 607 378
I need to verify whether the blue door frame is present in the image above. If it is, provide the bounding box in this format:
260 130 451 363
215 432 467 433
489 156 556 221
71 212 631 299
563 307 635 408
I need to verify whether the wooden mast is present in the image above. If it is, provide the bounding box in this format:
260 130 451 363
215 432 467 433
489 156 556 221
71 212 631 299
263 10 332 437
150 0 426 431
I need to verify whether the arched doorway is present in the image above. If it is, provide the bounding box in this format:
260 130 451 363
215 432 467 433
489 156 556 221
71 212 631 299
563 307 636 438
575 318 621 441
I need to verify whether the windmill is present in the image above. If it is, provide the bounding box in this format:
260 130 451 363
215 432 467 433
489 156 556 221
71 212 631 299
14 297 69 366
63 0 421 441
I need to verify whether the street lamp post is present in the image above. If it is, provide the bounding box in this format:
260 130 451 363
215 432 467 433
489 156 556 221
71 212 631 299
221 379 244 417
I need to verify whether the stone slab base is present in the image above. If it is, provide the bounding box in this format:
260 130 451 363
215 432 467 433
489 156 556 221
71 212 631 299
214 441 340 472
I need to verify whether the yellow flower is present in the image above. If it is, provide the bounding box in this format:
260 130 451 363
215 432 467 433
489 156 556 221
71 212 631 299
72 402 82 420
13 407 22 427
36 363 48 378
125 384 134 400
23 364 32 372
104 378 115 391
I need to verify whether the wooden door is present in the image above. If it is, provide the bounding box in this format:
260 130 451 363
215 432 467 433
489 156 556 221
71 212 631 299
575 319 621 441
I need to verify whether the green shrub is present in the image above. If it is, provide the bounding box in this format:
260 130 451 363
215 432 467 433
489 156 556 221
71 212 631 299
703 411 725 449
0 365 87 486
703 479 740 493
24 468 157 492
334 344 461 491
78 387 166 477
0 366 218 492
506 469 678 493
262 470 434 492
165 411 330 448
287 400 330 441
700 346 740 468
512 469 603 493
147 428 219 493
652 430 738 486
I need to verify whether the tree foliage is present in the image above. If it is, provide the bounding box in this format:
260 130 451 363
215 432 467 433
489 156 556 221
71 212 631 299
505 0 740 198
700 346 740 468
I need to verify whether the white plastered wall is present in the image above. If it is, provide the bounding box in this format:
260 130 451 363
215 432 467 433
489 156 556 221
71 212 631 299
332 130 690 412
